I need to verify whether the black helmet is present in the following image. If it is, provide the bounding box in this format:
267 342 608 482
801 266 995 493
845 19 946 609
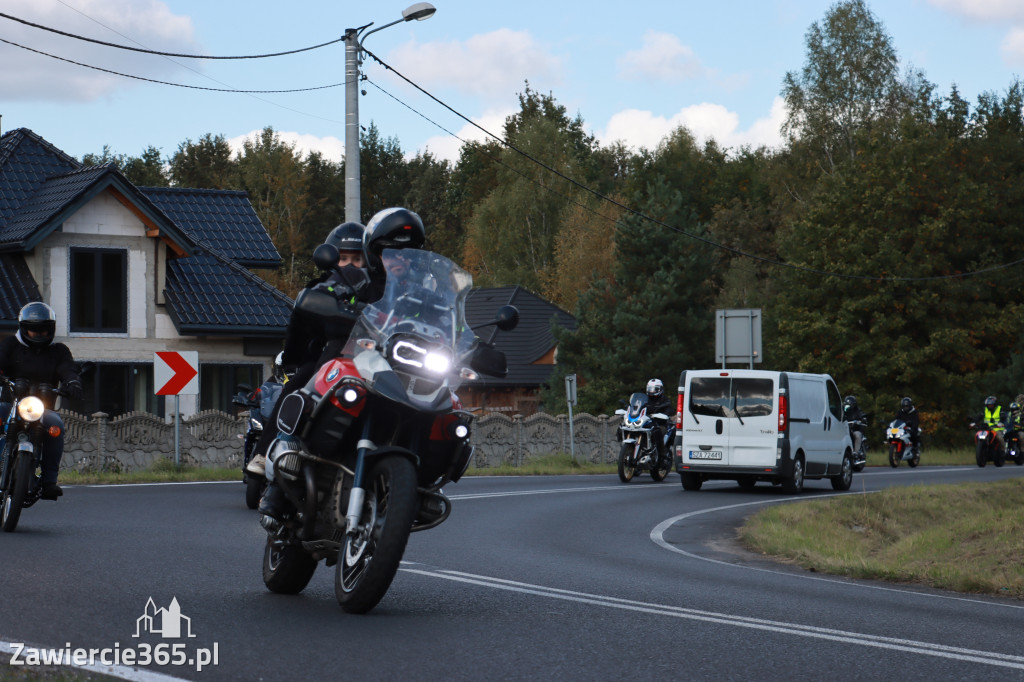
1011 402 1021 412
985 395 997 409
646 378 664 398
364 207 425 271
324 221 365 253
844 395 858 411
900 396 913 411
18 301 55 349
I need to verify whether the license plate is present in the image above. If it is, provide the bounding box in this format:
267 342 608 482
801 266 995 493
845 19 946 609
689 450 722 460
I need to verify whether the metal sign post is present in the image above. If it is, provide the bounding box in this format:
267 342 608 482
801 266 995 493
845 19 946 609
154 351 199 467
565 374 577 462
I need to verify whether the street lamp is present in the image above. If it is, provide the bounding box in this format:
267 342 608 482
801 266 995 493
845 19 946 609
344 3 437 223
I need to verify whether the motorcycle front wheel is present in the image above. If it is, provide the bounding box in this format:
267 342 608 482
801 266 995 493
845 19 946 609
335 455 418 614
650 453 672 482
888 443 901 468
245 476 265 510
2 453 33 533
975 441 987 468
617 442 636 483
263 534 317 594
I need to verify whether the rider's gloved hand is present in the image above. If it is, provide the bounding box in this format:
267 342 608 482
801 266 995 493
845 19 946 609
63 379 83 400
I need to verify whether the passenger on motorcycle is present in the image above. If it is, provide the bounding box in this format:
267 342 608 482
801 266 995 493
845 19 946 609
843 395 868 452
0 302 83 499
894 396 921 454
1004 402 1023 445
644 379 672 463
982 395 1006 452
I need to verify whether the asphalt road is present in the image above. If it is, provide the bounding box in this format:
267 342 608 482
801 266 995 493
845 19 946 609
0 465 1022 681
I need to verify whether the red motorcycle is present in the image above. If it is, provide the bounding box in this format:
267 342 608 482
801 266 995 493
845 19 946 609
260 247 517 613
969 417 1005 468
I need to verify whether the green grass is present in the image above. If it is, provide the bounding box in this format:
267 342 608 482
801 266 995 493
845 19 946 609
739 477 1024 598
61 459 242 485
864 445 978 467
465 452 617 476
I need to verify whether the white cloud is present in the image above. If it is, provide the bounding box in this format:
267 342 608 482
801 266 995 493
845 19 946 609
598 97 787 153
927 0 1024 22
227 130 345 162
1001 27 1024 67
0 0 199 101
617 31 704 82
418 110 515 163
384 29 563 101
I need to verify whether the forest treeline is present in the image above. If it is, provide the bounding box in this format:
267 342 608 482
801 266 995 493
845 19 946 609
83 1 1024 447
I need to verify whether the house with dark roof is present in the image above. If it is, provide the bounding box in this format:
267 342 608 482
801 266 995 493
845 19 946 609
0 128 291 418
461 286 577 416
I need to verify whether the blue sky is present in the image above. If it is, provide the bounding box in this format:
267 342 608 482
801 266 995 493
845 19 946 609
1 0 1022 165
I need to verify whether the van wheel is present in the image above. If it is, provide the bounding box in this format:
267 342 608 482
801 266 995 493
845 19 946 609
781 456 804 494
831 453 853 491
681 473 702 491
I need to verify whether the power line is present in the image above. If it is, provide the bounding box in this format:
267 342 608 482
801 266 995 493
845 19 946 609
0 11 342 59
362 47 1024 283
0 37 349 94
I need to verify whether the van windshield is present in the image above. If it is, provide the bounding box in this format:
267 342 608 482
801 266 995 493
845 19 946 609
689 377 774 418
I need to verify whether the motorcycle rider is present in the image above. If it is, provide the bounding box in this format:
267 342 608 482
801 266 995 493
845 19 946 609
843 395 868 458
254 209 427 522
982 395 1006 453
0 302 83 499
893 396 921 455
1004 402 1022 451
644 378 672 465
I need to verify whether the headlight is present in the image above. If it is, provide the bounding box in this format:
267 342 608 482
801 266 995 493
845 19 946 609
391 339 452 375
18 396 45 422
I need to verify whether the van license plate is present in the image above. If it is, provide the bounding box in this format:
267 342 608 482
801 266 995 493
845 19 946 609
689 450 722 460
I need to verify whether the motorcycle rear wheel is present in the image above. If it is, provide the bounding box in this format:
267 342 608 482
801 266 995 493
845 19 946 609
245 476 265 510
888 443 901 468
975 442 987 468
649 451 671 482
617 442 636 483
2 454 33 533
263 535 317 594
335 455 418 614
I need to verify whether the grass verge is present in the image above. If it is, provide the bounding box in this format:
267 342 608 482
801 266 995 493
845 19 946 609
739 477 1024 599
61 458 242 485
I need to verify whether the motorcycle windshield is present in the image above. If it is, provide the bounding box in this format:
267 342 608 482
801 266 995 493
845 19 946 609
627 393 648 424
344 249 476 401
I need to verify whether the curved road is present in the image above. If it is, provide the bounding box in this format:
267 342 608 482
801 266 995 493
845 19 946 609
0 465 1022 681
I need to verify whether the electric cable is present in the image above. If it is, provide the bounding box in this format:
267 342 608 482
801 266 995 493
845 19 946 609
0 11 342 59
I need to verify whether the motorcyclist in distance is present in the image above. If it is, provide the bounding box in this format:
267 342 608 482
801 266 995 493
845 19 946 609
644 378 672 464
982 395 1006 453
843 395 868 456
0 302 83 499
894 396 921 455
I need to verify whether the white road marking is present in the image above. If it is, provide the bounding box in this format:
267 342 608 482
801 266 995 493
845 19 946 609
399 565 1024 670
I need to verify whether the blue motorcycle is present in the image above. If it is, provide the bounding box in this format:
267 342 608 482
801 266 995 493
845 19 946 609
614 392 675 483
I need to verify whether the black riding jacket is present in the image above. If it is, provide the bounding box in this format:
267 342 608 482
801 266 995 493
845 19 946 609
0 334 79 406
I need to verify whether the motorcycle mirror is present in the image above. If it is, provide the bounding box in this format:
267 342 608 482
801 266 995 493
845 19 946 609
472 305 519 332
312 243 340 271
469 341 508 378
236 383 253 394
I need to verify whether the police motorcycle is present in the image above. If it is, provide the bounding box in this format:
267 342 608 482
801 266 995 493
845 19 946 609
259 246 517 614
234 374 284 509
0 365 91 532
614 392 674 483
885 418 920 468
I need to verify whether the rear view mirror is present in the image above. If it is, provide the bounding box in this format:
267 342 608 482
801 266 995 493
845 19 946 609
313 243 340 271
469 342 508 378
472 305 519 332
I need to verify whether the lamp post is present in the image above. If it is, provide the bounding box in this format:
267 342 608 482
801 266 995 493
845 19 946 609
344 2 437 224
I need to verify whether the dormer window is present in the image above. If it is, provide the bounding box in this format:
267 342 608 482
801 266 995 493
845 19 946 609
69 247 127 333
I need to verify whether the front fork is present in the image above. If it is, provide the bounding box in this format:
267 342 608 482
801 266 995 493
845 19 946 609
344 417 374 534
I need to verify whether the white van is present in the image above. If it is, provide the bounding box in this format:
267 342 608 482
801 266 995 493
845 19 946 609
674 369 853 493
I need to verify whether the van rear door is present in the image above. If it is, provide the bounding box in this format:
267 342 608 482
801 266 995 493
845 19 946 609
683 374 731 465
727 372 778 467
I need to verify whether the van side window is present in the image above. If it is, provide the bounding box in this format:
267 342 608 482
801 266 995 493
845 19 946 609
689 377 730 417
735 379 774 417
827 380 843 420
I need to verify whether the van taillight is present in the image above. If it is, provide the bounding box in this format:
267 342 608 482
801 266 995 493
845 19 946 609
676 393 684 428
778 394 788 432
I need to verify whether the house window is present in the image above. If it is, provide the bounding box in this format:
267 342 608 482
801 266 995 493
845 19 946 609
200 364 263 413
70 248 127 333
76 362 157 418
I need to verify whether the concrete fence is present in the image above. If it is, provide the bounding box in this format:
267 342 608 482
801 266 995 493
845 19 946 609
58 410 624 473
